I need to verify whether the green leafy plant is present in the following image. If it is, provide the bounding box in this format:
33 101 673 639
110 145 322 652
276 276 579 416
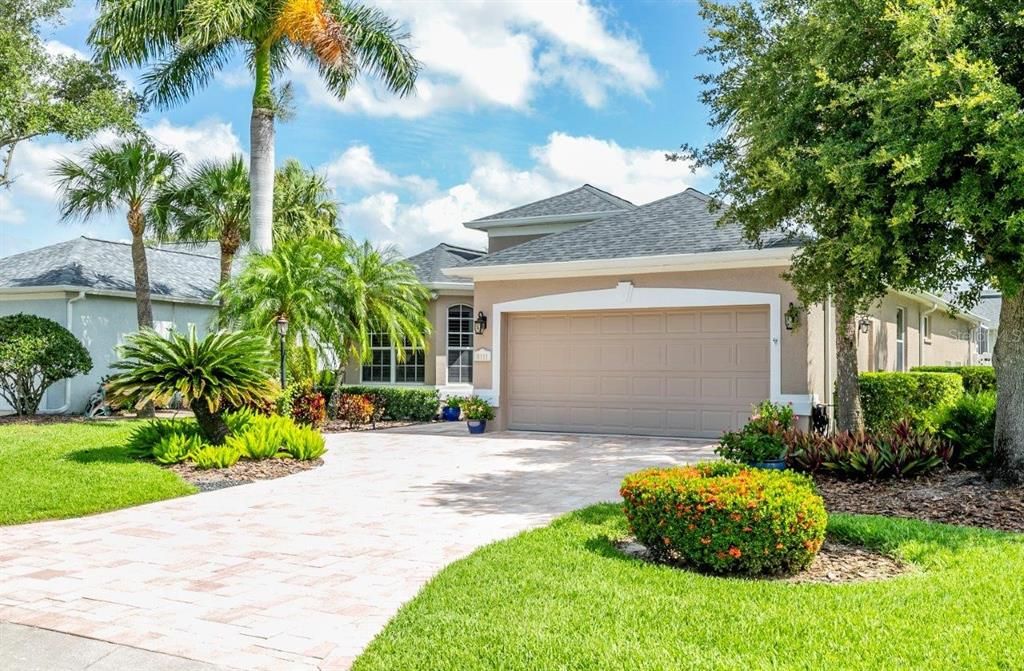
225 414 290 459
223 408 256 435
914 366 996 394
716 400 794 464
281 424 326 461
620 462 826 576
190 446 241 470
152 432 205 464
934 391 996 469
0 314 93 415
106 326 273 444
331 385 440 422
445 395 464 409
461 396 495 421
858 372 963 432
124 418 199 459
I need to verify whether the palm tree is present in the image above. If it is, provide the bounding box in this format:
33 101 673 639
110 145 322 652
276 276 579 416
106 327 273 444
89 0 419 253
274 159 340 241
53 139 182 329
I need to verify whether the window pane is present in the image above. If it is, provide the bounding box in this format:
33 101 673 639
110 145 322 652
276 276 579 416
446 304 474 385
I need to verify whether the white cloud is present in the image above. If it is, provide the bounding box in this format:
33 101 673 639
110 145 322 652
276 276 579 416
332 132 706 255
43 40 88 60
147 118 244 167
294 0 657 117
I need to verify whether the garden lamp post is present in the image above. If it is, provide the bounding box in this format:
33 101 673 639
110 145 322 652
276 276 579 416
276 316 288 389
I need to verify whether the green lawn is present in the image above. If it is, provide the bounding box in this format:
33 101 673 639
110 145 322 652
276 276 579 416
0 421 196 525
354 505 1024 671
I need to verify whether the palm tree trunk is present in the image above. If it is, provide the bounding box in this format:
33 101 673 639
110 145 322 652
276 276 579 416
128 207 154 329
993 290 1024 482
249 45 275 254
217 231 239 326
833 295 864 433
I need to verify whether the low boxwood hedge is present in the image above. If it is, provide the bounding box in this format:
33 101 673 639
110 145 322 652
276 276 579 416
912 365 996 393
620 462 826 576
858 371 963 431
326 385 440 422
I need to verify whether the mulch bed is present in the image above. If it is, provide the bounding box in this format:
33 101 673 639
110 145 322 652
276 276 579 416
167 458 324 492
322 419 430 433
616 538 911 584
813 470 1024 534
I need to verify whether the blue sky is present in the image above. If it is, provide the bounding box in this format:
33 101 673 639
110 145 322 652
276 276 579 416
0 0 719 257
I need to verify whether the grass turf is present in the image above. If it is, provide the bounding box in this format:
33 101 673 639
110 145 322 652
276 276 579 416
353 505 1024 671
0 421 196 525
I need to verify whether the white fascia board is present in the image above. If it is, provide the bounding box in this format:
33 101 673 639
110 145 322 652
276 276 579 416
442 247 796 282
424 282 474 295
0 285 218 306
463 210 623 231
893 290 985 325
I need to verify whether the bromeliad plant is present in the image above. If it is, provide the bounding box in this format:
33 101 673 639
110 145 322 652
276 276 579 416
106 327 274 444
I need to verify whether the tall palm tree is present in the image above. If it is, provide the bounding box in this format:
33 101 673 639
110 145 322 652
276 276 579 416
89 0 419 254
53 139 182 329
274 158 340 241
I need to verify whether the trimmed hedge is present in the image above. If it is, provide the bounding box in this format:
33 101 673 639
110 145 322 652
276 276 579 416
859 372 963 431
326 385 440 422
620 462 826 576
912 365 996 394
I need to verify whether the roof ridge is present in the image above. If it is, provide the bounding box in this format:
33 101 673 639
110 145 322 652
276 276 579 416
439 242 486 255
581 183 636 208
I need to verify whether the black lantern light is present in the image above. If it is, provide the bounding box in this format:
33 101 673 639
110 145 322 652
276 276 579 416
858 316 871 334
276 315 289 388
473 311 487 335
784 302 800 330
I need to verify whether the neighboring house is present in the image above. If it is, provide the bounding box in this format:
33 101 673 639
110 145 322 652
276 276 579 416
0 237 219 413
968 291 1001 363
442 186 985 437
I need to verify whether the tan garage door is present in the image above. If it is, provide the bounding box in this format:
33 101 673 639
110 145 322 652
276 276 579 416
505 307 770 438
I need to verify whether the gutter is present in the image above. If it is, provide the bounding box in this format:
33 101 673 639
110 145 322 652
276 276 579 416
40 290 85 414
0 284 217 306
920 303 940 366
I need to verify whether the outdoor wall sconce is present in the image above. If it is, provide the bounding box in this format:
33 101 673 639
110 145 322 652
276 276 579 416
474 311 487 335
784 302 801 330
858 316 872 334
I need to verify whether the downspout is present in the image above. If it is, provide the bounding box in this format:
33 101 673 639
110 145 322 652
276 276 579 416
920 303 939 367
41 291 86 414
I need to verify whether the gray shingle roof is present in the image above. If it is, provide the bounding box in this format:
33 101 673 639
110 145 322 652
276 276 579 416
462 189 796 268
469 184 635 223
971 293 1002 326
406 243 486 285
0 237 219 302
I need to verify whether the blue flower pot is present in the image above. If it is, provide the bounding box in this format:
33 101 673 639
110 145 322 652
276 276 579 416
442 406 461 422
750 459 787 470
467 419 487 434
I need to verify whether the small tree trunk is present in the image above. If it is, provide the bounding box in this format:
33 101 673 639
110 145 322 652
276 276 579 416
833 296 864 433
128 208 154 329
217 230 239 326
328 364 346 417
992 290 1024 482
191 401 230 445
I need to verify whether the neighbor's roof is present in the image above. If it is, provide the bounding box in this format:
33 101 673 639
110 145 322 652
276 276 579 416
406 243 486 286
468 184 635 224
461 188 797 269
971 293 1002 326
0 237 219 302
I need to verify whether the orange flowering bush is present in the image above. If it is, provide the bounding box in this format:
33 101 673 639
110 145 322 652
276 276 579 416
620 461 827 576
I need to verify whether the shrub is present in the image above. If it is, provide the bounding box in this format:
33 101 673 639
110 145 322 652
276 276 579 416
934 391 996 469
620 462 826 576
124 418 199 459
334 393 376 427
461 396 495 421
223 408 256 435
913 365 996 394
106 327 274 444
785 420 953 479
281 424 326 460
152 433 205 464
290 383 327 428
858 372 963 431
225 414 290 459
716 400 794 464
328 385 439 421
0 313 93 415
190 446 241 469
445 395 464 409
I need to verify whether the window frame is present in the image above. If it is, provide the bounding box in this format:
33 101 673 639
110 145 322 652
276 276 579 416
922 314 932 344
359 333 427 385
446 304 474 385
895 307 907 371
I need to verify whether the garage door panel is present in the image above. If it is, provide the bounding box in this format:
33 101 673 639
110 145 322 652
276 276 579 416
507 306 770 438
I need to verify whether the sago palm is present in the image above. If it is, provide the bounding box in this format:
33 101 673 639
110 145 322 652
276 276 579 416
106 327 273 444
53 138 182 328
89 0 419 253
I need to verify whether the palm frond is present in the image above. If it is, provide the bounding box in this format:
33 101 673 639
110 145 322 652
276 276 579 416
142 41 234 109
179 0 263 50
332 2 419 96
89 0 185 68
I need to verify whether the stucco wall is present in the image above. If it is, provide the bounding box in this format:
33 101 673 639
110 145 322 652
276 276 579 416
857 292 976 372
0 292 216 413
488 234 546 253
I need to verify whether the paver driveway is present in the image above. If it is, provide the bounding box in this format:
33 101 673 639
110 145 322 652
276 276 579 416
0 424 714 670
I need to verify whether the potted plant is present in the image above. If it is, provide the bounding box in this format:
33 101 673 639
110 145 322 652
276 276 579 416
461 396 495 434
441 395 462 422
715 400 795 469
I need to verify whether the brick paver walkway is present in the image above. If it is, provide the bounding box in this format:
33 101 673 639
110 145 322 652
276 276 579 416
0 424 713 670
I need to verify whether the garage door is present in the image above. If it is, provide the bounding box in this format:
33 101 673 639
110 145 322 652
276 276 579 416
505 307 770 438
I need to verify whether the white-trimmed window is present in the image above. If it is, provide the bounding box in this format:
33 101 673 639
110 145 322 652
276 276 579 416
922 315 932 344
447 304 474 384
361 333 426 384
895 307 907 371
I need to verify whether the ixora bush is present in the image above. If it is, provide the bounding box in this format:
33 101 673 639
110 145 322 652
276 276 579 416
620 462 826 576
106 327 274 444
716 400 794 466
785 420 953 479
858 372 963 431
329 385 439 422
913 365 996 394
0 314 92 415
932 391 996 469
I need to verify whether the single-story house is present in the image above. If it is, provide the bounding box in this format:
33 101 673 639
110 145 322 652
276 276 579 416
0 237 219 413
431 185 986 437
